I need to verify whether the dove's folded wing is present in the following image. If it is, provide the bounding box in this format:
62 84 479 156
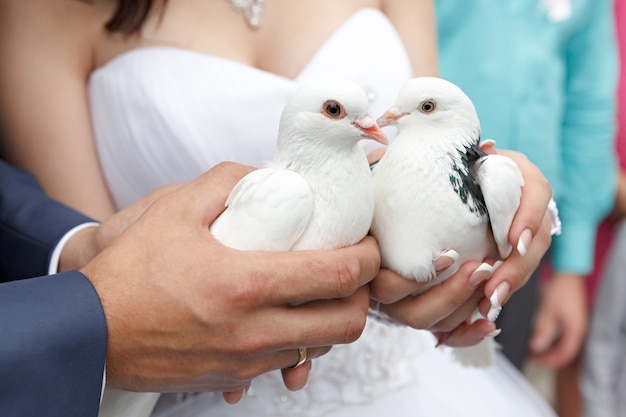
209 168 314 251
474 154 524 258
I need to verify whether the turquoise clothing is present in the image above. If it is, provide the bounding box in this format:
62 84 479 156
436 0 619 274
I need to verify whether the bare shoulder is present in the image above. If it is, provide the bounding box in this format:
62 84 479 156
0 0 113 72
380 0 438 76
0 0 118 219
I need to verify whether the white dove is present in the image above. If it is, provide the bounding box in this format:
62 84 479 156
370 77 524 367
210 79 387 253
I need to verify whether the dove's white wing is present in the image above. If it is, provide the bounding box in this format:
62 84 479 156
209 168 314 251
474 154 524 258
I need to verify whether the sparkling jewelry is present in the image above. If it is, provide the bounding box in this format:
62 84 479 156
227 0 267 29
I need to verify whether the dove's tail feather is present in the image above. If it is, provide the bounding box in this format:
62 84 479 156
451 338 497 368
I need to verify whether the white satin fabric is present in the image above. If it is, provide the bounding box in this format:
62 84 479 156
89 8 556 417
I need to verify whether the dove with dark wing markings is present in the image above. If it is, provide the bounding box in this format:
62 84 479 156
370 77 524 367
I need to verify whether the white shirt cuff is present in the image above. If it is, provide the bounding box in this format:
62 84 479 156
101 368 106 404
47 222 106 403
48 222 100 275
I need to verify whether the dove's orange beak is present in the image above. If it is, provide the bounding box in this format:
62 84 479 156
377 106 408 128
353 115 388 145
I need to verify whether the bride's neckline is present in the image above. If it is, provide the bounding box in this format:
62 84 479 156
92 8 394 82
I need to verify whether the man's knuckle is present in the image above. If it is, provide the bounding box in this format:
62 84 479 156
342 313 367 343
334 258 361 296
369 285 394 304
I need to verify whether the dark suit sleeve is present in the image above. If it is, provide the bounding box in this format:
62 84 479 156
0 271 108 417
0 161 108 416
0 160 94 281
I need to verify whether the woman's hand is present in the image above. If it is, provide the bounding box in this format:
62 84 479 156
478 147 553 314
529 272 588 368
370 260 497 346
369 145 554 347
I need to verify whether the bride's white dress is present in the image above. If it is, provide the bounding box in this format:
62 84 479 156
89 8 556 417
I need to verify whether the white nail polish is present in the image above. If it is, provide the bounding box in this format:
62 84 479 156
487 305 502 323
488 281 510 323
442 249 459 262
474 262 493 274
486 328 502 338
468 262 494 287
470 308 485 323
517 229 532 256
489 288 500 309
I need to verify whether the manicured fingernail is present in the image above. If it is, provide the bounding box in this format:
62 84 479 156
435 332 451 347
433 249 459 271
487 305 502 323
470 308 485 323
490 281 510 307
517 229 533 256
468 262 494 287
487 282 510 323
480 139 496 147
486 328 502 338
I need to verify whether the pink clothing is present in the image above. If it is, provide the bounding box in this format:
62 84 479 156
617 0 626 170
587 0 626 305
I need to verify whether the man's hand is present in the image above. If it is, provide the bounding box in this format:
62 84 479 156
80 162 379 399
58 183 183 272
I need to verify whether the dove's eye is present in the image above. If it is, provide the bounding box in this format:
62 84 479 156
322 100 347 119
419 100 436 113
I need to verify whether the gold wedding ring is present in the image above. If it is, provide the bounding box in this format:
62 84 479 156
291 347 308 368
